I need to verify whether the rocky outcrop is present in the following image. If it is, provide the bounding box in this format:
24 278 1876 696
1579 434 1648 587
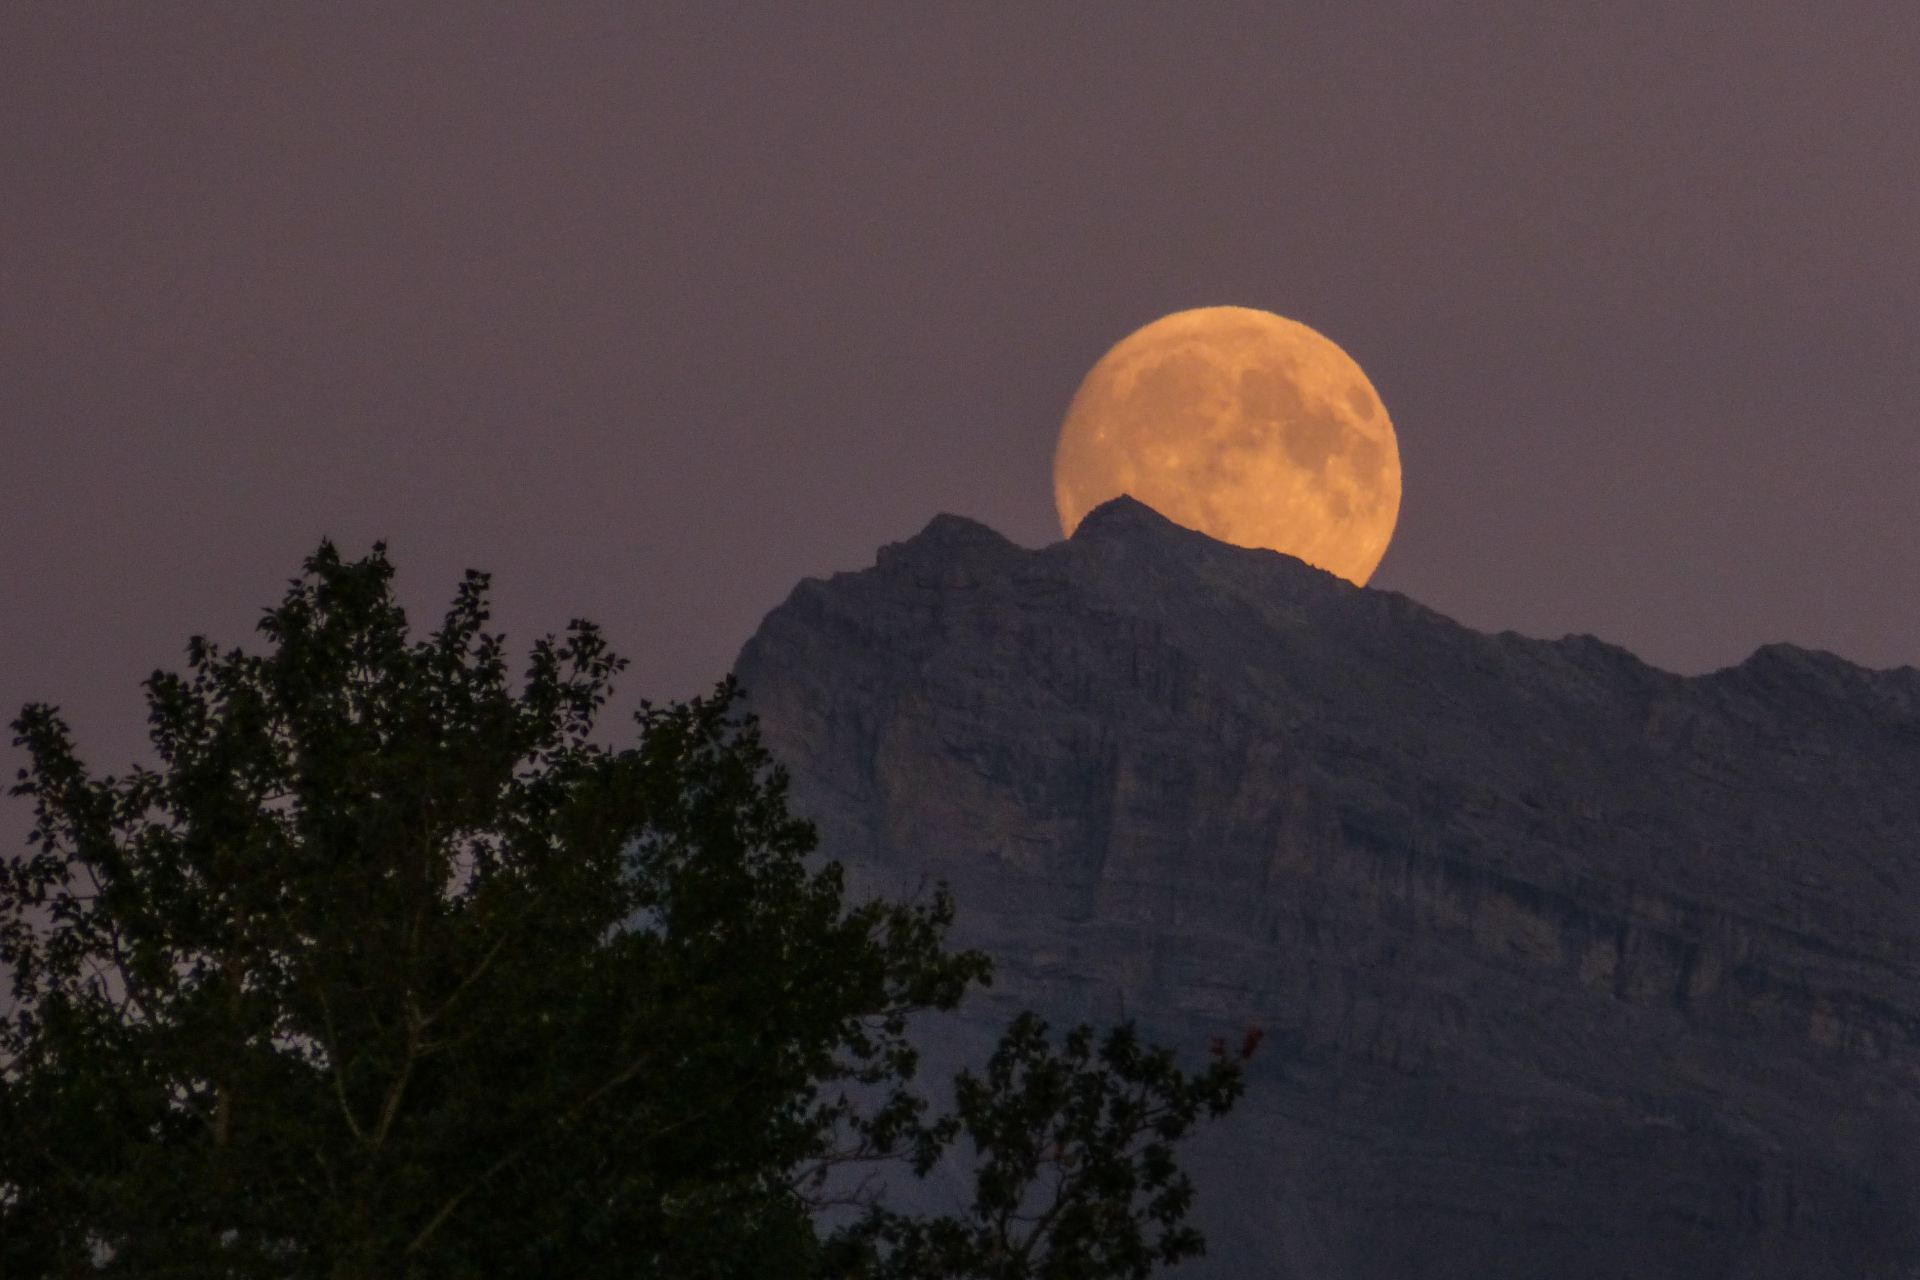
734 497 1920 1279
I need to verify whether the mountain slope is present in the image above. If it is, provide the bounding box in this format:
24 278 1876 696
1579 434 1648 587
734 497 1920 1279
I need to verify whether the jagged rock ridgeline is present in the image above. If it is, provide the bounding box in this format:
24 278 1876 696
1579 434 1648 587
734 496 1920 1279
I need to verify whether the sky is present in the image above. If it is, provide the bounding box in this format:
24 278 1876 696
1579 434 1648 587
4 3 1918 793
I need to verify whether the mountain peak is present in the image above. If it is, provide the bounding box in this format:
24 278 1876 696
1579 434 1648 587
914 511 1010 548
870 511 1021 582
1065 494 1360 606
1069 493 1183 540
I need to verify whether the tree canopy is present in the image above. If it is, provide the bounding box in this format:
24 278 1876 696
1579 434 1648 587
3 542 1244 1278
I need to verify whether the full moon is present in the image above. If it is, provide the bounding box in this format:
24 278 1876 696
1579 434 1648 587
1053 306 1401 585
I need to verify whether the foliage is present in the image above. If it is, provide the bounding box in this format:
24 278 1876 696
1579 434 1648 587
2 542 1243 1278
835 1016 1247 1280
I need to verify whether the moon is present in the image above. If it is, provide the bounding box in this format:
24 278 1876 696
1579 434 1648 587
1053 306 1401 585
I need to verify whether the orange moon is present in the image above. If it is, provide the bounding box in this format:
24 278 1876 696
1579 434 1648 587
1053 306 1401 585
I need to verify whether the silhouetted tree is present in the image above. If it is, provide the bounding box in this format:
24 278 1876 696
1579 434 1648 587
2 542 1242 1278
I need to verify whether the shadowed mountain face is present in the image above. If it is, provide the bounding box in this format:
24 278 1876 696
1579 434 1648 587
734 497 1920 1279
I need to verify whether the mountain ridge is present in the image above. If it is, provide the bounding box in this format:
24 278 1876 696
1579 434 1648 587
896 495 1918 685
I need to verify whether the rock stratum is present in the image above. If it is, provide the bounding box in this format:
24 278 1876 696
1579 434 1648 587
734 497 1920 1279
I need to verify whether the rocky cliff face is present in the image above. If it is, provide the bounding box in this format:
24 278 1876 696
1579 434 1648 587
733 497 1920 1279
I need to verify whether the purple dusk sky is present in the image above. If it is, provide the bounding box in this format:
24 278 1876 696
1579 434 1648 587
4 4 1917 791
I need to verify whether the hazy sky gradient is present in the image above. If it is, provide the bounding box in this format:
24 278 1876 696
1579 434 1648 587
5 3 1917 787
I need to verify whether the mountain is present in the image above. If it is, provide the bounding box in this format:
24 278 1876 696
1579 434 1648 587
733 496 1920 1279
